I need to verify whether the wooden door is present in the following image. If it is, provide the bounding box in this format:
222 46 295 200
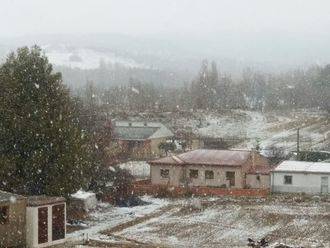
52 204 65 241
38 207 48 244
321 176 328 194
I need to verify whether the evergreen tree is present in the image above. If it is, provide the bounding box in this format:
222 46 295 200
0 46 92 196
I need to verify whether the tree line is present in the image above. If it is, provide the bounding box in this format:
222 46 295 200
76 60 330 113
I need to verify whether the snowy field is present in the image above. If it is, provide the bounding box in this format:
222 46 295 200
66 196 169 244
43 45 148 69
66 195 330 248
170 109 330 153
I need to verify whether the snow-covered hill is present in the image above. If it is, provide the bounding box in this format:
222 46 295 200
43 44 148 70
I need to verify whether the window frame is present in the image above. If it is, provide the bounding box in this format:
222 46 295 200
205 170 214 180
189 169 199 179
284 175 292 185
0 206 9 225
160 169 170 179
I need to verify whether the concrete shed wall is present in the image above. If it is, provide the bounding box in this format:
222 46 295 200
271 172 330 194
0 199 26 247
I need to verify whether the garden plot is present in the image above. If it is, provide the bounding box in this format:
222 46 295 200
66 196 170 244
113 197 330 248
66 196 329 247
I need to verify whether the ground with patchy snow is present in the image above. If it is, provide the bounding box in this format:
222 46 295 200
66 195 330 248
169 109 330 153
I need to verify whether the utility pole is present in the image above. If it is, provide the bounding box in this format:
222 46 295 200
296 128 300 160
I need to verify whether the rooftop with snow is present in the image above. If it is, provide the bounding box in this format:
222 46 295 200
273 160 330 173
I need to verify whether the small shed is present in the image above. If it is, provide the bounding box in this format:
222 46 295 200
0 190 27 247
70 190 97 212
271 161 330 194
26 196 66 248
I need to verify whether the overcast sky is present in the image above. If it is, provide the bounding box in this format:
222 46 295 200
1 0 330 37
2 0 330 69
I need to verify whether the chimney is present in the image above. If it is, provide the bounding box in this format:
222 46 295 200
144 122 148 126
128 122 132 127
251 149 256 171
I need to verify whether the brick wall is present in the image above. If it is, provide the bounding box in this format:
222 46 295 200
132 183 270 197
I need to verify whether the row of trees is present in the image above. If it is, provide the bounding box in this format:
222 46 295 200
76 61 330 113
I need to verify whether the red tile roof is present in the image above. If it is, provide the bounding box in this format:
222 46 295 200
150 149 252 166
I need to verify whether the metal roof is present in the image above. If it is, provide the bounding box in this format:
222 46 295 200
273 160 330 174
114 121 173 140
150 149 252 166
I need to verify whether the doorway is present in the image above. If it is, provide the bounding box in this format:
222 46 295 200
321 176 328 194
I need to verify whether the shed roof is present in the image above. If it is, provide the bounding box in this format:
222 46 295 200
150 149 252 166
27 195 66 207
114 121 173 140
0 190 26 203
273 160 330 174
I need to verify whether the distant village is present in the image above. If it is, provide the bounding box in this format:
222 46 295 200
1 118 330 247
0 46 329 248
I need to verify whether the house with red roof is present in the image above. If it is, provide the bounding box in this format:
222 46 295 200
149 149 271 189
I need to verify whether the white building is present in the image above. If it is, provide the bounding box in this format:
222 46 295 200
71 190 97 212
26 196 66 248
271 161 330 194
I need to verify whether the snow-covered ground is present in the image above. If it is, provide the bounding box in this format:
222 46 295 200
172 109 330 153
67 196 169 243
69 196 330 248
117 161 150 179
43 45 148 69
114 197 330 248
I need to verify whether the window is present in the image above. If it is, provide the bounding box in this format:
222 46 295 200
205 170 214 179
0 206 9 224
284 175 292 185
189 169 199 179
226 171 235 186
160 169 169 178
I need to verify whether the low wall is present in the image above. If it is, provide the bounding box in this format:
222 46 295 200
132 183 270 197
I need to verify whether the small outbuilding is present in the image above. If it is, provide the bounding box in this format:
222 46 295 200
271 160 330 194
0 190 27 247
70 190 97 212
26 196 66 248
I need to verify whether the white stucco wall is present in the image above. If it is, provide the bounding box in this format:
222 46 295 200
151 164 244 188
271 172 330 194
26 203 66 248
246 174 270 189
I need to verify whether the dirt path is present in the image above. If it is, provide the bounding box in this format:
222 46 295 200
102 205 177 235
84 205 179 248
